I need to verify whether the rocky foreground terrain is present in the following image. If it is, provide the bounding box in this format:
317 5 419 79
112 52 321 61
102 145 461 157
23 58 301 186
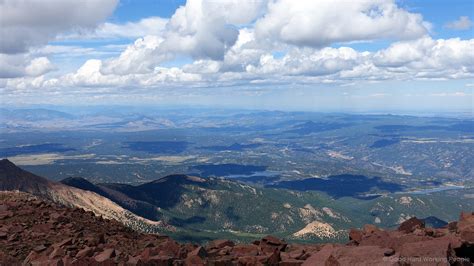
0 191 473 265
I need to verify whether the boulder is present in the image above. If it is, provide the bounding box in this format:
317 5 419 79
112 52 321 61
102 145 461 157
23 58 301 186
267 249 281 265
146 255 172 265
384 248 395 256
140 247 160 261
237 256 264 265
356 229 393 248
33 245 47 253
207 239 235 250
156 239 181 257
48 246 65 259
58 238 73 247
185 254 206 266
457 212 474 242
231 244 260 257
328 246 395 266
260 235 287 253
363 224 379 234
399 238 455 266
302 244 336 266
75 247 93 258
282 245 306 260
447 221 458 232
188 246 207 259
262 235 285 246
398 217 425 233
348 229 363 244
94 248 115 262
279 259 304 266
208 256 234 266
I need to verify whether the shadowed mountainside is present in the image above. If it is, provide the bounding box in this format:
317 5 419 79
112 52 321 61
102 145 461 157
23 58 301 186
267 174 404 198
61 176 161 221
0 158 52 195
61 174 212 221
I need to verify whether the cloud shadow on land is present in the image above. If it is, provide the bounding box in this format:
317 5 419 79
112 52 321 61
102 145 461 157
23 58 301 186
267 174 404 199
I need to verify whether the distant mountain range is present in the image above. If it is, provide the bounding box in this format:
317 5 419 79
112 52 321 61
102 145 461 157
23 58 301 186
0 108 75 121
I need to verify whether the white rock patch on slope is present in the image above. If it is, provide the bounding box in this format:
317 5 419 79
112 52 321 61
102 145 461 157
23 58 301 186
292 221 336 239
398 196 413 205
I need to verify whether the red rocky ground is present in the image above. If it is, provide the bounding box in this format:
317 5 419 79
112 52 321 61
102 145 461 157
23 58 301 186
0 191 472 265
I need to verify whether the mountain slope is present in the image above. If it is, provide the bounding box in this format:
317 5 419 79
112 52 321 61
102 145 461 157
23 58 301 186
0 158 52 195
1 191 472 265
61 176 161 221
0 159 168 232
100 174 208 209
64 170 474 242
63 172 354 241
3 159 472 243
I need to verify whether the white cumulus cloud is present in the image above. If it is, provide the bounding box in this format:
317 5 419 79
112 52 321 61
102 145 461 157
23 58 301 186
445 16 472 31
254 0 430 47
0 0 118 54
59 17 169 40
101 0 265 75
0 54 54 78
373 37 474 79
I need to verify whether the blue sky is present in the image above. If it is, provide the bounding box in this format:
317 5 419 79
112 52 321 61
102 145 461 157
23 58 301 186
113 0 186 21
0 0 473 112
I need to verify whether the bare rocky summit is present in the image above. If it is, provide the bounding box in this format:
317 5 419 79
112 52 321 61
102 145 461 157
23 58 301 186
0 191 472 265
0 159 171 233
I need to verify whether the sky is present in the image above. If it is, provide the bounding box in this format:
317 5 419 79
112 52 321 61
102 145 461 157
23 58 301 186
0 0 473 112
